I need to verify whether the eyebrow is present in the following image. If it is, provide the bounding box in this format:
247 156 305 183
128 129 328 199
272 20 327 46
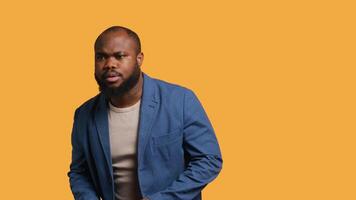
95 51 127 56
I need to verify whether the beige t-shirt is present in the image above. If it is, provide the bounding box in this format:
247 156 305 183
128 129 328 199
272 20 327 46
108 99 142 200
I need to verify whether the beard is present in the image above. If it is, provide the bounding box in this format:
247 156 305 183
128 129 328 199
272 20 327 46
95 65 141 99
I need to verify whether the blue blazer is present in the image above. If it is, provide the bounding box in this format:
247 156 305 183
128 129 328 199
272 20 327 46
68 73 223 200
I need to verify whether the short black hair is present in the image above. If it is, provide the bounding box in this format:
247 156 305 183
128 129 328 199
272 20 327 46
94 26 141 53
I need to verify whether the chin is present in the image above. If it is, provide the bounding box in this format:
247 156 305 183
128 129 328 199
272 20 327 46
106 81 122 88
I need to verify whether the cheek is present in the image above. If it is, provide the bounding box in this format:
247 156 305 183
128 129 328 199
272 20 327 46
95 63 104 73
121 61 137 73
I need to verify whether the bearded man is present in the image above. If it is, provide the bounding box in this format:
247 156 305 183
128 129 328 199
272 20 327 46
68 26 223 200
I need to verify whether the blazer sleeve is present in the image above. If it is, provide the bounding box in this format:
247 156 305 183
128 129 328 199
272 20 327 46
68 109 100 200
146 89 223 200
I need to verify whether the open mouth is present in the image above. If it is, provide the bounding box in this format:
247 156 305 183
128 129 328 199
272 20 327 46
105 75 120 82
104 71 122 83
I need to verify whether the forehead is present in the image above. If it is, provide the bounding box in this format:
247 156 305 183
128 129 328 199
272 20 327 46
95 31 136 53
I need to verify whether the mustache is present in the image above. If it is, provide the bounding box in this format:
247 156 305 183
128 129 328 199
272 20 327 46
101 70 123 79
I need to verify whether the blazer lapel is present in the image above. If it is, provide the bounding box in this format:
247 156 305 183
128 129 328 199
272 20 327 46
94 93 113 178
137 73 159 165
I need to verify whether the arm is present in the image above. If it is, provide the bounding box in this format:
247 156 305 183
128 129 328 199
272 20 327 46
146 89 223 200
68 109 100 200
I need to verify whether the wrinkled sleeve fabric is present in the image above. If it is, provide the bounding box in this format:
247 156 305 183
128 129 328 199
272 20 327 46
146 89 223 200
68 109 100 200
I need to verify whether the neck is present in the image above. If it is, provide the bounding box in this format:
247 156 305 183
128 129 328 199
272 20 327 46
109 72 143 108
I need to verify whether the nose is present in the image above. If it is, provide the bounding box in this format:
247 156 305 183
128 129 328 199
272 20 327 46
104 56 117 70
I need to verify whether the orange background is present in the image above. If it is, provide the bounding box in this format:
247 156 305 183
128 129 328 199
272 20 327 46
0 0 355 199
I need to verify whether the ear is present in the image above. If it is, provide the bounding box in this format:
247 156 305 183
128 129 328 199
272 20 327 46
136 52 144 67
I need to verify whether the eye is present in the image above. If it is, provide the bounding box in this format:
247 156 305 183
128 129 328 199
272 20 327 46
114 53 126 60
95 54 105 61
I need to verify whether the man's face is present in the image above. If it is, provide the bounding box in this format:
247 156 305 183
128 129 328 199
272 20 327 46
94 31 143 98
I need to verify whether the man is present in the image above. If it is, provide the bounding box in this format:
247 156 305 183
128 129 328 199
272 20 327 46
68 26 223 200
